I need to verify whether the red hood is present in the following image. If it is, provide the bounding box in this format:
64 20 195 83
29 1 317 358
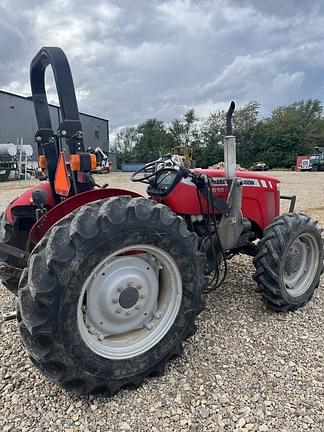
193 169 280 184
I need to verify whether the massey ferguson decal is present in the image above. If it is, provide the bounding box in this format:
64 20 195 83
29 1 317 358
211 177 261 187
182 176 272 189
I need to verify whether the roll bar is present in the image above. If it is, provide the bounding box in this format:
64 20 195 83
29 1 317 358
30 47 91 198
30 47 84 153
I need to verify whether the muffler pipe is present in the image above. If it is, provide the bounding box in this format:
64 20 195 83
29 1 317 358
224 101 236 181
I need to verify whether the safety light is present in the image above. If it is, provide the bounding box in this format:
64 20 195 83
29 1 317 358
38 155 46 169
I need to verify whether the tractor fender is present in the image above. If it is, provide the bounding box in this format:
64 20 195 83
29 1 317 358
29 188 142 246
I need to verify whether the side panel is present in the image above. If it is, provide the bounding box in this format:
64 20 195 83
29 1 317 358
29 188 142 245
154 170 280 232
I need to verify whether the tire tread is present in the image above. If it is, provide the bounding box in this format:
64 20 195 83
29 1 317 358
19 196 207 395
253 212 323 312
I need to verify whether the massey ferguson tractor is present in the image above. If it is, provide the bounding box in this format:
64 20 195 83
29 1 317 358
0 47 323 396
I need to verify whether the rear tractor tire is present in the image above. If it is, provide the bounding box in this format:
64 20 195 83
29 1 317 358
253 213 323 312
18 196 207 395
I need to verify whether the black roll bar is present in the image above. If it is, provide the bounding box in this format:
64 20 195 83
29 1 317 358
30 47 84 150
30 47 91 198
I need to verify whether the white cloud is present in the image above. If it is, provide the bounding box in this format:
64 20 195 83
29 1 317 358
271 72 305 93
0 0 324 130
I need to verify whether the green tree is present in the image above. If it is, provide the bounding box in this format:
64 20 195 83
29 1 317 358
183 109 198 145
193 109 225 168
258 99 324 167
169 119 185 146
112 98 324 170
134 118 173 162
233 101 260 168
169 109 198 147
112 127 139 166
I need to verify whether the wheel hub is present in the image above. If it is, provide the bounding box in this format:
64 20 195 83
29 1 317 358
285 244 304 275
85 255 159 336
119 286 139 309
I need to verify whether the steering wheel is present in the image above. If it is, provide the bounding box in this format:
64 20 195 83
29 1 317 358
131 158 175 184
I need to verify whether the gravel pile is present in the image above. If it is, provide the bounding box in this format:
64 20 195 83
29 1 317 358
1 172 323 431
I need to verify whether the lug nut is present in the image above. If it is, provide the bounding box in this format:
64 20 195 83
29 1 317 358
135 304 141 310
145 322 153 330
154 311 162 319
116 308 122 314
137 285 142 290
0 265 6 273
112 298 118 304
140 294 145 299
127 282 133 287
126 311 131 316
117 287 123 293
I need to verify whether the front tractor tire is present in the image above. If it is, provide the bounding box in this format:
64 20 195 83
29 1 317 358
253 213 323 312
18 197 206 395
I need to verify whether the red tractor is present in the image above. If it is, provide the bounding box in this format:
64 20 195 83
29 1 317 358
0 48 323 395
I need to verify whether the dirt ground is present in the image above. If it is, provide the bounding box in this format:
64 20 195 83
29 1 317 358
0 170 323 432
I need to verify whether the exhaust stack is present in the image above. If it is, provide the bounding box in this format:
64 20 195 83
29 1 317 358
224 101 236 180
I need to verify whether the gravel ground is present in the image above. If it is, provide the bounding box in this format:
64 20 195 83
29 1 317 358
0 171 323 432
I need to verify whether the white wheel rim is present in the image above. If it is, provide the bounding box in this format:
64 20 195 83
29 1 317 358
77 245 182 359
283 233 320 297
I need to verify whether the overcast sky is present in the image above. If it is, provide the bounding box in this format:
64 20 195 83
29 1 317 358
1 0 324 131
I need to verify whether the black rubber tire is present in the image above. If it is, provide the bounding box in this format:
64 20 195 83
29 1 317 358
0 213 23 295
18 196 207 395
253 213 323 312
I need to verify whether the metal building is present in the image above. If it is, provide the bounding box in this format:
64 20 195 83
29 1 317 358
0 90 109 160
